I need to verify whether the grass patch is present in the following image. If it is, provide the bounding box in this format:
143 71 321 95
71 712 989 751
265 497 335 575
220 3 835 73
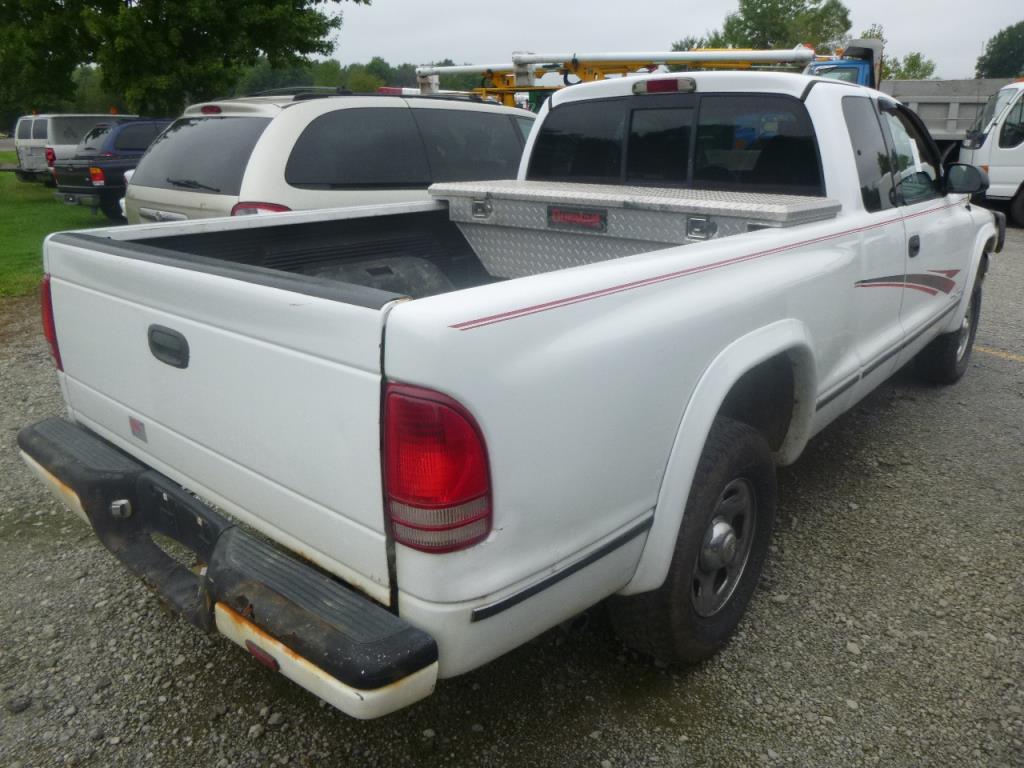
0 153 113 296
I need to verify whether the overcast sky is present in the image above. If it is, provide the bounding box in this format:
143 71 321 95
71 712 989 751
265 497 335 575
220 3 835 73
332 1 1021 80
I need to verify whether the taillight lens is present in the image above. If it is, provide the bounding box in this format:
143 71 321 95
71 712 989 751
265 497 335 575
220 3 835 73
45 147 56 167
89 167 105 185
41 274 63 371
230 202 292 216
384 383 491 553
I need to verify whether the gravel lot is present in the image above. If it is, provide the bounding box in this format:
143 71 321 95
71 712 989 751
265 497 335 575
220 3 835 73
1 226 1021 768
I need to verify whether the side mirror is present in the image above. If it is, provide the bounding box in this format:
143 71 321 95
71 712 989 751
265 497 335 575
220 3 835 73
945 163 989 194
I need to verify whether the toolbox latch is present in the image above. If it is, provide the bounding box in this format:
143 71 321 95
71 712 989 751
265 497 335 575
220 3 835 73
686 216 717 240
471 196 493 219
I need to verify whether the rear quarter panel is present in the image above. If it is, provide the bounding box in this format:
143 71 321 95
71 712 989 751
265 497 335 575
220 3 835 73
383 218 862 606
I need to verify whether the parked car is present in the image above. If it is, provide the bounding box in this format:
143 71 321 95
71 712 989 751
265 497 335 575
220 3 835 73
53 118 171 221
14 113 133 184
125 93 534 223
20 72 1003 718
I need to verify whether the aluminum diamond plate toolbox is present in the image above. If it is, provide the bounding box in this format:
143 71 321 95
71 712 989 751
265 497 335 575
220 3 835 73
430 180 842 278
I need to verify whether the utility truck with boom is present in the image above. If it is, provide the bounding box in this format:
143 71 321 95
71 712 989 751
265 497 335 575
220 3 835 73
19 71 1003 718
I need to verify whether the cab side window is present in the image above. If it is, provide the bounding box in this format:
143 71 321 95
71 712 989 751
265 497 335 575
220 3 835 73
999 98 1024 149
841 96 895 213
878 104 941 206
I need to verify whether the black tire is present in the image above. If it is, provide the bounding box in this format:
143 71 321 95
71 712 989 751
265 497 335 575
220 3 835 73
1010 189 1024 228
14 170 32 183
99 196 125 222
914 275 982 385
609 416 776 665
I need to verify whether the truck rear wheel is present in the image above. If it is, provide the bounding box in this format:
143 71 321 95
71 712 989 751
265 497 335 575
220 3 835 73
1010 189 1024 228
609 416 776 665
99 196 125 222
914 274 982 385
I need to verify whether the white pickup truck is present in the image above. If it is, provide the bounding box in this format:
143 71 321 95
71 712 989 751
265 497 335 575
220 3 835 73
19 72 1005 719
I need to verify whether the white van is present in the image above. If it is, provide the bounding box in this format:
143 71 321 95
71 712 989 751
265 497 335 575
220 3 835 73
961 80 1024 225
125 94 533 222
14 113 128 183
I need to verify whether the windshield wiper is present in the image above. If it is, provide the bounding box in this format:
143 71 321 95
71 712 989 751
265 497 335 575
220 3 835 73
165 177 220 193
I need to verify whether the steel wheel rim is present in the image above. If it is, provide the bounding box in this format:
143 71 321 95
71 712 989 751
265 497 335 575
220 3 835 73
691 478 757 617
955 294 975 362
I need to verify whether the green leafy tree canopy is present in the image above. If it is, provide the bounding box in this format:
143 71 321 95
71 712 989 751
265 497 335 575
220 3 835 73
718 0 851 51
859 24 936 80
0 0 369 118
975 20 1024 78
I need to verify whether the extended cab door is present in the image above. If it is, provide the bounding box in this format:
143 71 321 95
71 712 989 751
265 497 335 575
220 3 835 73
839 95 908 401
877 102 975 364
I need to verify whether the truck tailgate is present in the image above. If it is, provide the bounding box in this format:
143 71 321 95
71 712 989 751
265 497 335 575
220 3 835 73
44 233 394 603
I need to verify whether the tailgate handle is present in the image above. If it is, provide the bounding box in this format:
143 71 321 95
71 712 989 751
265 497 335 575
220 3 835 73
148 325 190 369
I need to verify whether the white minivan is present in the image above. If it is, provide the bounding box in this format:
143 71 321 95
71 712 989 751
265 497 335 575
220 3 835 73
961 80 1024 225
125 94 534 223
14 113 127 183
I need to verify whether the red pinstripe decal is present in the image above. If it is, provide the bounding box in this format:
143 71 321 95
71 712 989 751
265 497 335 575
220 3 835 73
857 282 939 296
450 199 964 331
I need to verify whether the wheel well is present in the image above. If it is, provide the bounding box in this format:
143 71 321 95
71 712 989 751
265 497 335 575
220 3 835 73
717 354 795 452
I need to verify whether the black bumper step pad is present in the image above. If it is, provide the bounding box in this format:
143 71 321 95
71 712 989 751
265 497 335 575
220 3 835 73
18 417 437 690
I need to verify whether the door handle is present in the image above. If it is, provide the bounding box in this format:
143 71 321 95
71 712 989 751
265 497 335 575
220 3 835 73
148 325 190 369
908 235 921 258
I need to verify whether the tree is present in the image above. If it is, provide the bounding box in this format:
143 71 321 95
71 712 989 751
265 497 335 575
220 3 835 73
232 58 314 98
0 0 93 126
859 24 936 81
310 59 345 88
0 0 369 118
976 20 1024 78
717 0 851 51
887 52 936 80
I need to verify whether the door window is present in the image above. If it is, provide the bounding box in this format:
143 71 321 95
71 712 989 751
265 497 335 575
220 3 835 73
841 96 895 213
16 119 31 139
113 123 165 152
878 104 941 206
31 119 48 139
285 107 430 188
998 98 1024 149
411 109 524 182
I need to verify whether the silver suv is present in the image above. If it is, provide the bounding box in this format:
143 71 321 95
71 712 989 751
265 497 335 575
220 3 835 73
125 93 534 223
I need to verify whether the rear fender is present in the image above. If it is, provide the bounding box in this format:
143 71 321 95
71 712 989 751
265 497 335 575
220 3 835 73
620 319 816 595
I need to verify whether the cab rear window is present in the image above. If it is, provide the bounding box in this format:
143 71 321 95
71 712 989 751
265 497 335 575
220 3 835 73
528 92 824 196
130 117 271 196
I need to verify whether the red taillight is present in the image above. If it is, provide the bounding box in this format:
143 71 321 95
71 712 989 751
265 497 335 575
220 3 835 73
45 147 56 167
40 274 62 371
230 202 292 216
384 383 491 553
89 166 105 185
200 105 222 115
